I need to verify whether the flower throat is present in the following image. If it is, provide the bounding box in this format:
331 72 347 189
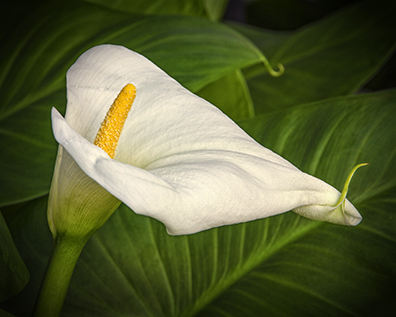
94 84 136 158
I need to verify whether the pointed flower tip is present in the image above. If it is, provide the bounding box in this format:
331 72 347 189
336 163 369 207
51 107 60 117
293 163 367 227
334 163 368 226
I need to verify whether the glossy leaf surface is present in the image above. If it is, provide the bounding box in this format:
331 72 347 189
241 0 396 114
0 212 29 302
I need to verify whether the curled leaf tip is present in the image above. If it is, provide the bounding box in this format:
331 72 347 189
261 55 285 77
272 63 285 77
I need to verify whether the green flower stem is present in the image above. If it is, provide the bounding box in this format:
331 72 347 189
33 235 89 317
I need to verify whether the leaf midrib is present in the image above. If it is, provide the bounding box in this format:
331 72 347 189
180 219 321 317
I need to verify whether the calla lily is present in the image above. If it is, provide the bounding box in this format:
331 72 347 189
48 44 362 237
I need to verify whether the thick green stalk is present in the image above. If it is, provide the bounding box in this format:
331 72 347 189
33 235 89 317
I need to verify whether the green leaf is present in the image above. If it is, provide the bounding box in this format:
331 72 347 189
113 16 262 92
202 0 229 21
196 69 255 120
2 89 395 316
228 22 294 58
244 0 396 114
79 0 229 20
239 89 396 197
0 212 29 302
0 1 263 207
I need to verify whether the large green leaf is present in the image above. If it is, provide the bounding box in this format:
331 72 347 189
243 0 396 114
80 0 229 20
0 212 29 302
0 1 263 207
196 69 255 120
2 89 395 316
228 22 293 58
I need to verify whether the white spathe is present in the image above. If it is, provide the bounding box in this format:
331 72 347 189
49 44 362 236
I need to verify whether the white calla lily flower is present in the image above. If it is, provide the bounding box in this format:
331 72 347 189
48 44 362 237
